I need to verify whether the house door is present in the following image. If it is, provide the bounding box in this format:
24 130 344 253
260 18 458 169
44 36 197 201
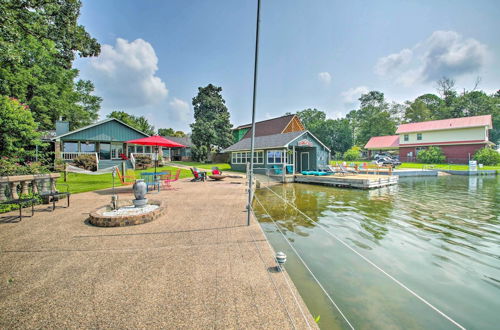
300 152 309 171
111 143 123 159
99 143 111 160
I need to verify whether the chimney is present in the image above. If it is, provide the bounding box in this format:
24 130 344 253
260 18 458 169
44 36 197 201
56 120 70 136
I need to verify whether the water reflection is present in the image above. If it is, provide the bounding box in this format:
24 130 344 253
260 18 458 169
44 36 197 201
254 175 500 329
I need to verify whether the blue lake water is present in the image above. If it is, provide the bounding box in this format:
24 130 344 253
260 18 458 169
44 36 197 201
253 175 500 329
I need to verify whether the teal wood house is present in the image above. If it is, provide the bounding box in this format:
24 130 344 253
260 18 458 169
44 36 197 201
52 118 160 169
225 115 330 173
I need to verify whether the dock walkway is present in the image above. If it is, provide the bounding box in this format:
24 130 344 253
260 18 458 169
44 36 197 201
0 177 316 329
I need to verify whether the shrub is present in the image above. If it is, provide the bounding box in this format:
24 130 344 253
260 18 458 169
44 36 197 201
0 157 50 176
473 147 500 166
134 154 152 169
343 146 361 161
72 154 97 171
416 146 446 164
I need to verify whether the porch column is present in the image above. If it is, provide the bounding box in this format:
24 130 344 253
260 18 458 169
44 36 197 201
292 145 295 174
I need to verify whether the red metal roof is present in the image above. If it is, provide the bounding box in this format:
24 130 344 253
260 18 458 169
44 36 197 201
396 115 492 134
364 135 400 149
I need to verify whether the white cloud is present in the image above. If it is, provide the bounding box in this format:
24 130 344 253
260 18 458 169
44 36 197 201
374 30 488 86
318 72 332 84
169 98 192 124
341 86 370 103
90 38 168 108
374 48 412 76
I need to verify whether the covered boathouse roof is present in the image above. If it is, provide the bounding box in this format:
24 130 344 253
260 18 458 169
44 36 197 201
223 130 330 152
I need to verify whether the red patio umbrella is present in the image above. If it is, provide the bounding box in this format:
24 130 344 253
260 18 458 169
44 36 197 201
126 135 185 175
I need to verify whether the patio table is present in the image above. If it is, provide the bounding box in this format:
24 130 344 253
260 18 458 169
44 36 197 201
140 172 168 192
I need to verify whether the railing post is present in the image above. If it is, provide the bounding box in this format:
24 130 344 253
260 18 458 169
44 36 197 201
0 179 8 202
9 181 19 199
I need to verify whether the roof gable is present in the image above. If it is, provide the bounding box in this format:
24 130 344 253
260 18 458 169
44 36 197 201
162 136 193 147
365 135 400 149
54 118 149 141
223 130 330 152
241 114 305 139
396 115 493 134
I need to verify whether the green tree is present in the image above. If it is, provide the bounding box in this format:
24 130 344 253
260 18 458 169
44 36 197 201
296 109 353 155
0 0 100 67
0 96 42 159
108 111 155 135
0 0 101 130
190 84 233 161
404 99 432 123
350 91 397 146
414 93 444 119
296 108 326 128
158 128 186 137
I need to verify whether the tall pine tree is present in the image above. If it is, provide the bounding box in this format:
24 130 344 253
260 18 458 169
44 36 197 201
190 84 233 161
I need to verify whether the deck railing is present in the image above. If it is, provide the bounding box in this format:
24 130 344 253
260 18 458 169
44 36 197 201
130 153 136 169
0 173 61 201
60 151 94 160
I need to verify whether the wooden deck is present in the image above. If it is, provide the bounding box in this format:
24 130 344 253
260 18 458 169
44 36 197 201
294 173 399 189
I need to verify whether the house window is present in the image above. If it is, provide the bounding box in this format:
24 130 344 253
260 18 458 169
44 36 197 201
136 145 144 153
417 133 422 141
231 151 264 164
404 134 409 142
145 146 152 153
63 142 78 152
80 143 95 152
267 150 284 164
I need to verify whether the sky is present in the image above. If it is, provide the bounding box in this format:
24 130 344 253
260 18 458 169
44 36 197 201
75 0 500 132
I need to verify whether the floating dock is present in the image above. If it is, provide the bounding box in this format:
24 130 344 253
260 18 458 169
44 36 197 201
293 173 399 189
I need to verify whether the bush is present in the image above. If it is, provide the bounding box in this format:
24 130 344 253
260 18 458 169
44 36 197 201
473 147 500 166
416 146 446 164
134 154 152 169
343 146 361 161
72 154 97 171
0 157 50 176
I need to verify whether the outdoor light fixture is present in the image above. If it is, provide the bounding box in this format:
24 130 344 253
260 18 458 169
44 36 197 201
276 251 287 271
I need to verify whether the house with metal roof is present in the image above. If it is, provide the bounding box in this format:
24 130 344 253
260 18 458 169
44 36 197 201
365 115 494 163
224 115 330 173
52 118 158 169
160 135 193 161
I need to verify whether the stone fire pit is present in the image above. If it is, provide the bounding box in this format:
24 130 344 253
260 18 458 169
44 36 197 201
89 200 166 227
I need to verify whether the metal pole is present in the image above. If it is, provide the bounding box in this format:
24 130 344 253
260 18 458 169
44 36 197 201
247 0 261 226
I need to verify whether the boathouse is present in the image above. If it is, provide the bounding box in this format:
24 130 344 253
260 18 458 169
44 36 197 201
225 115 330 173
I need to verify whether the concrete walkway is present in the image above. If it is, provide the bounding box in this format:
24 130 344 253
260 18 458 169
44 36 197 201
0 177 316 329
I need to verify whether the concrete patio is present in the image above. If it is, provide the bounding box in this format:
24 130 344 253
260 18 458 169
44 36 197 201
0 177 316 329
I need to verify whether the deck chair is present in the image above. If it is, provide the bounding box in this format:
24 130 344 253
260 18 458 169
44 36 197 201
161 169 181 190
116 168 136 185
272 165 283 175
339 163 358 174
190 167 206 182
286 165 293 174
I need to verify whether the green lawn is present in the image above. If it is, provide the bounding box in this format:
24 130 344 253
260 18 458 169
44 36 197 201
331 160 500 172
56 166 192 194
